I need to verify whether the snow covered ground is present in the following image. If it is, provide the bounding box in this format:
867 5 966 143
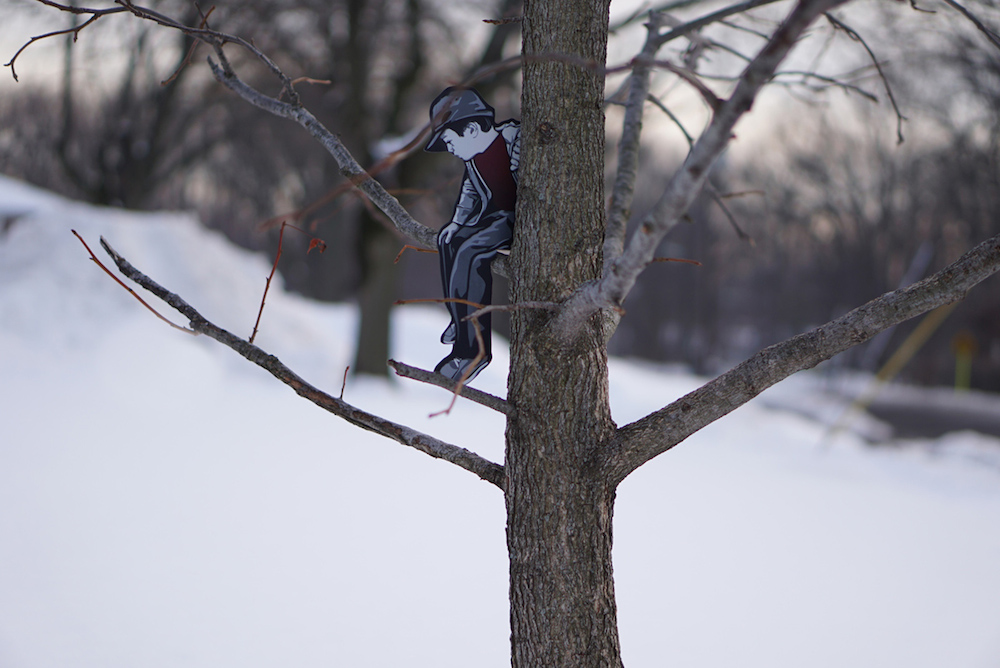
2 175 999 668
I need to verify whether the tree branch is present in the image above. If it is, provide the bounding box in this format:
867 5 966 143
388 360 513 415
205 58 438 249
941 0 1000 51
653 0 787 48
16 0 438 249
605 13 668 272
604 232 1000 485
5 11 111 81
552 0 850 344
95 236 505 490
824 12 906 144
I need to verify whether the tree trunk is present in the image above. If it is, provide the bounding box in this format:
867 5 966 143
506 0 619 666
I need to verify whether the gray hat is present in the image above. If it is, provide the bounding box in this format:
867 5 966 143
425 87 496 152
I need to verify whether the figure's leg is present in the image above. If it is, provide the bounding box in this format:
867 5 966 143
436 213 513 380
438 239 457 344
438 226 474 345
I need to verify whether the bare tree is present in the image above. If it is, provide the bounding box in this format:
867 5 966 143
9 1 1000 666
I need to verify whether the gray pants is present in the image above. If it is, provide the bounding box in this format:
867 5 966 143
438 210 513 359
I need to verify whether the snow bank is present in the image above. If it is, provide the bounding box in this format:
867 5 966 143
1 175 999 668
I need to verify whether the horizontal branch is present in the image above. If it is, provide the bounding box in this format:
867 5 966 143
97 237 504 490
388 359 513 415
604 232 1000 485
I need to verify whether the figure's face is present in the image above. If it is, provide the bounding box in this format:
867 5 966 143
440 124 481 161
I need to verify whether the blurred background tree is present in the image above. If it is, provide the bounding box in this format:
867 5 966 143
2 0 997 390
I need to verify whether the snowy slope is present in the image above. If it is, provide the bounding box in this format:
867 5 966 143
1 175 999 668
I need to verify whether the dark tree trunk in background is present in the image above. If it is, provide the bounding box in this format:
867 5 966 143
353 209 399 375
346 0 396 377
505 0 621 665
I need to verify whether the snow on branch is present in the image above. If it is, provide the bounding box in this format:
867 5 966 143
93 236 505 490
604 232 1000 485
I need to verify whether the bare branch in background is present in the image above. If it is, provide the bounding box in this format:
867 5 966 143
14 0 439 250
825 12 906 143
942 0 1000 50
4 8 118 81
653 0 786 48
557 0 851 344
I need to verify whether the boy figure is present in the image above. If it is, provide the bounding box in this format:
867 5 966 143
425 87 520 382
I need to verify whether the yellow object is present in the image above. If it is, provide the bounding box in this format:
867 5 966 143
825 301 959 443
951 330 978 392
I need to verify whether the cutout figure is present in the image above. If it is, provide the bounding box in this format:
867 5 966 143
425 87 520 382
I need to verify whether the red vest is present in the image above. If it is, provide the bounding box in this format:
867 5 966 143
472 134 517 213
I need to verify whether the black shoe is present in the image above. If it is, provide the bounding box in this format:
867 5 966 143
434 353 491 383
440 322 457 345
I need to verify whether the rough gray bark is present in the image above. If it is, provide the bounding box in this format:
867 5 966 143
506 0 620 666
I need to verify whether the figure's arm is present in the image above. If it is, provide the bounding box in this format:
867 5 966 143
439 171 479 245
502 123 521 180
450 172 482 226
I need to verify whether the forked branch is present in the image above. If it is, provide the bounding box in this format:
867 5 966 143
556 0 851 343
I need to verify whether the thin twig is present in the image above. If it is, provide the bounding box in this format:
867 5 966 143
72 230 196 334
653 0 787 48
340 366 350 400
483 16 522 25
389 360 512 416
395 296 486 309
250 221 326 344
941 0 1000 50
825 13 906 143
464 301 562 321
290 76 333 86
707 183 754 242
771 69 879 101
160 5 215 86
5 12 108 81
649 256 703 265
645 58 722 111
394 244 439 264
653 92 696 139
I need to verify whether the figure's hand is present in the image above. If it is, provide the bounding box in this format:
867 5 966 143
439 222 460 245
